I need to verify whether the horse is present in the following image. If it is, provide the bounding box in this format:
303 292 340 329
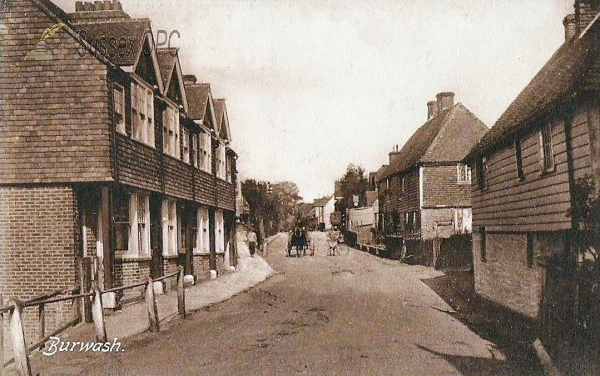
288 227 304 257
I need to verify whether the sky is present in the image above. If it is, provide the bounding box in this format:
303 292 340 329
56 0 574 201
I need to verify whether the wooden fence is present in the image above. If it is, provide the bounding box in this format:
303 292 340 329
1 266 186 376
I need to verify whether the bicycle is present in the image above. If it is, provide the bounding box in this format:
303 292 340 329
332 238 350 256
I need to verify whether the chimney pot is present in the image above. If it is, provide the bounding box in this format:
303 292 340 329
83 2 94 11
94 1 104 10
75 1 84 11
103 0 113 10
436 92 455 112
113 0 123 10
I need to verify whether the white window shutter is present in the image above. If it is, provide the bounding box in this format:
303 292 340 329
538 130 545 171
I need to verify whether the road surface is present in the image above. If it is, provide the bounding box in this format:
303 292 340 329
40 232 539 375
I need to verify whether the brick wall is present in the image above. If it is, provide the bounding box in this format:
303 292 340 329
114 258 151 303
474 231 544 319
193 254 211 282
0 185 79 342
422 165 471 208
163 257 180 290
421 208 469 240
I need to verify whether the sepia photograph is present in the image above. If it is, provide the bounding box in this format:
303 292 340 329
1 0 600 374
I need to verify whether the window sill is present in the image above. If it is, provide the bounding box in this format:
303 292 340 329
193 251 210 256
115 254 152 262
162 254 179 259
540 166 556 176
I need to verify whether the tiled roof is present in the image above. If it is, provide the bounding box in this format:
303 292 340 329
468 16 600 158
185 83 212 123
156 48 177 90
71 18 151 66
379 103 487 180
214 99 225 132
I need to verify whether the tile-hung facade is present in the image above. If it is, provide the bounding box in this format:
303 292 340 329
377 93 488 241
464 0 600 342
0 0 238 337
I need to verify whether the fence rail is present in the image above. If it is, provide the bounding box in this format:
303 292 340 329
2 266 186 376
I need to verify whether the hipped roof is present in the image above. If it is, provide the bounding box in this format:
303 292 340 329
378 103 487 180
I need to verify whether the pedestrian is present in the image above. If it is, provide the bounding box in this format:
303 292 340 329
248 227 257 257
328 226 340 256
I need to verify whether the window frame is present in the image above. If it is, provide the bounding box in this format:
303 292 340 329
118 192 150 258
457 163 472 185
162 199 178 257
113 83 126 135
181 127 190 164
515 137 525 181
478 156 488 190
539 122 555 173
199 131 212 173
130 80 155 147
162 104 180 158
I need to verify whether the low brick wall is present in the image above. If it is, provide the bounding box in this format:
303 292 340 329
114 258 151 303
0 185 79 343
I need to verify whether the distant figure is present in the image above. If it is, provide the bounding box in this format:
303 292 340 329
328 226 340 256
248 228 257 257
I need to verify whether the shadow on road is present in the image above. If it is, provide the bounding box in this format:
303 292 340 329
416 344 518 376
421 269 544 376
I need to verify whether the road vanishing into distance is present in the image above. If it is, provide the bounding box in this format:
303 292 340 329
34 232 542 375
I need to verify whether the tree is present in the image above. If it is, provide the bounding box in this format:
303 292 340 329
241 179 303 238
269 181 302 232
335 164 369 213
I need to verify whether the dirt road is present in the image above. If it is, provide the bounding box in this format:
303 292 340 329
41 232 540 375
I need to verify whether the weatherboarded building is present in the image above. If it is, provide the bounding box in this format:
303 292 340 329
0 0 237 340
465 0 600 345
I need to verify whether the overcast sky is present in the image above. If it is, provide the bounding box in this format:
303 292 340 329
57 0 574 201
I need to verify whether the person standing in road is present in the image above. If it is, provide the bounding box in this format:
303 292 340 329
248 228 258 257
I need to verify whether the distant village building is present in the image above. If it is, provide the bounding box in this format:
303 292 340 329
313 195 335 230
377 92 488 242
465 0 600 344
0 0 237 338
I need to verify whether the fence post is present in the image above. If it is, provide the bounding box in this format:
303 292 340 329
38 303 45 349
177 266 186 319
91 284 107 342
7 298 32 376
146 277 159 332
1 293 4 373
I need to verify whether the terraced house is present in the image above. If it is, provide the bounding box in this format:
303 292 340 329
0 0 238 337
465 0 600 347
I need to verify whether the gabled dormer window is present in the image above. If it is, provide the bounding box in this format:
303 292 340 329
131 81 155 147
113 84 125 134
163 104 180 158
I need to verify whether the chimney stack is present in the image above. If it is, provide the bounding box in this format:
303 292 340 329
564 14 577 40
436 92 455 112
389 144 400 163
427 100 438 120
575 0 600 35
75 0 122 12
